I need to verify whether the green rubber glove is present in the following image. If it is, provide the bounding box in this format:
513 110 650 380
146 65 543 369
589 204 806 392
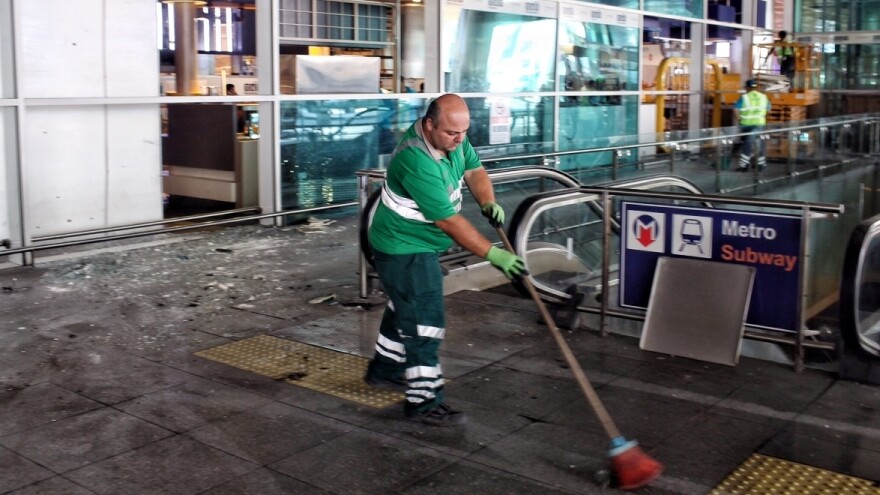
485 246 526 279
481 202 505 228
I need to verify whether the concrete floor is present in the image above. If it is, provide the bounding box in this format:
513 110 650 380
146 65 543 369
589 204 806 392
1 216 879 494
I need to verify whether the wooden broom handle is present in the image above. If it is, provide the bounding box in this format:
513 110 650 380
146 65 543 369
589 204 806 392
496 227 622 440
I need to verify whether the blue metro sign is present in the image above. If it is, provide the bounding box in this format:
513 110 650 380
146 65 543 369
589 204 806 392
620 202 803 332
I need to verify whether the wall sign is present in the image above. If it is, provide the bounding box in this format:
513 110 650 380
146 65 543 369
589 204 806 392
621 202 803 332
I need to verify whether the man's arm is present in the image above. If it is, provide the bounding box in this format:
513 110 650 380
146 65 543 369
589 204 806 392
434 214 492 257
463 166 495 207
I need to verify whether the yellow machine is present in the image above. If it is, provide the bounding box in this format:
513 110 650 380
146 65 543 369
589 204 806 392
653 57 725 134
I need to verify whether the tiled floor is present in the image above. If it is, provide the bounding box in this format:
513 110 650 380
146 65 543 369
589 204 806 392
1 217 879 494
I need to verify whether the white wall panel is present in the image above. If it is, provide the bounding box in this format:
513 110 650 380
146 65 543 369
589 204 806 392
107 106 163 225
106 0 160 97
19 0 104 98
25 107 107 235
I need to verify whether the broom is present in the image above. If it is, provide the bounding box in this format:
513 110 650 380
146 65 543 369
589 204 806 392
495 226 663 490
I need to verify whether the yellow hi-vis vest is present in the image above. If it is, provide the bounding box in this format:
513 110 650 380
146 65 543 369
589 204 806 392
779 42 795 58
739 91 770 126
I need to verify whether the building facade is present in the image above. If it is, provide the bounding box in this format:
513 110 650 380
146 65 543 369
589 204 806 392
0 0 876 264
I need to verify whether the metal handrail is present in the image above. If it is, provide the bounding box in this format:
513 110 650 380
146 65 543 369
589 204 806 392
482 115 878 166
32 207 262 242
1 202 356 258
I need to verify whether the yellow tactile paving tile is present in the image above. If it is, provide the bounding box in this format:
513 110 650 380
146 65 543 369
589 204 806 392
711 453 880 495
196 334 403 408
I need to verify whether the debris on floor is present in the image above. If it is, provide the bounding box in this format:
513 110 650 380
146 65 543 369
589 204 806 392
296 217 337 234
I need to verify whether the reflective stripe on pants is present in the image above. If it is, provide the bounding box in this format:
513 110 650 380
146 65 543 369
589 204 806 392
371 250 446 413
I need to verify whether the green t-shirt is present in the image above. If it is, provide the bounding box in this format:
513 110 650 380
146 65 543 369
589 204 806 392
370 118 483 254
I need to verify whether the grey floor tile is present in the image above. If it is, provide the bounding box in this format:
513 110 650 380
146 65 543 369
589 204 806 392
450 366 583 420
647 411 779 488
364 396 532 457
542 384 710 448
465 422 608 494
275 383 393 427
233 294 339 321
49 347 192 405
179 307 292 340
64 435 257 495
800 379 880 426
187 401 354 465
115 377 271 433
0 382 102 436
5 476 97 495
0 446 55 493
398 459 582 495
0 408 172 473
618 361 740 402
712 363 834 423
270 429 455 494
497 343 642 384
198 467 334 495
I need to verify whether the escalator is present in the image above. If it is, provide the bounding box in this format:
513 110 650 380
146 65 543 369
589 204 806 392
505 174 708 305
838 215 880 383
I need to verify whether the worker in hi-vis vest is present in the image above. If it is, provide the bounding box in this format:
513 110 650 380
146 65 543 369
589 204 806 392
734 79 771 172
769 30 796 82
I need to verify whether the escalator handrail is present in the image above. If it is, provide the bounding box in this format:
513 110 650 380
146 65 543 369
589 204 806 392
840 214 880 358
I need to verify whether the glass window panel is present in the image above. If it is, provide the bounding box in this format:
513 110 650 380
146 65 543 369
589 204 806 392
280 98 430 210
459 96 554 156
593 0 638 9
559 20 639 93
557 95 639 174
444 9 557 93
644 0 702 20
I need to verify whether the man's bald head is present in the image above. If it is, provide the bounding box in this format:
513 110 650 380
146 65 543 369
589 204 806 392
422 94 470 156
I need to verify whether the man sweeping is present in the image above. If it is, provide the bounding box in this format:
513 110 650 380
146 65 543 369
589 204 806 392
364 93 525 426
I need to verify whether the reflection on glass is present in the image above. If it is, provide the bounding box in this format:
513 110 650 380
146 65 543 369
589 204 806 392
279 98 429 210
644 0 702 19
444 8 556 93
557 96 638 173
461 96 554 157
559 20 639 93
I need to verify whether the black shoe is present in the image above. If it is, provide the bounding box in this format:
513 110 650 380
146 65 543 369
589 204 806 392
363 364 407 392
406 403 467 427
736 167 749 172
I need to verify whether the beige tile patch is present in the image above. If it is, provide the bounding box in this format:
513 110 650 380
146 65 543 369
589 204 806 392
711 453 880 495
196 334 402 408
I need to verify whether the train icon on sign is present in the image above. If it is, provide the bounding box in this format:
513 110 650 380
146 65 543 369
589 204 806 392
672 215 712 258
679 219 704 253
